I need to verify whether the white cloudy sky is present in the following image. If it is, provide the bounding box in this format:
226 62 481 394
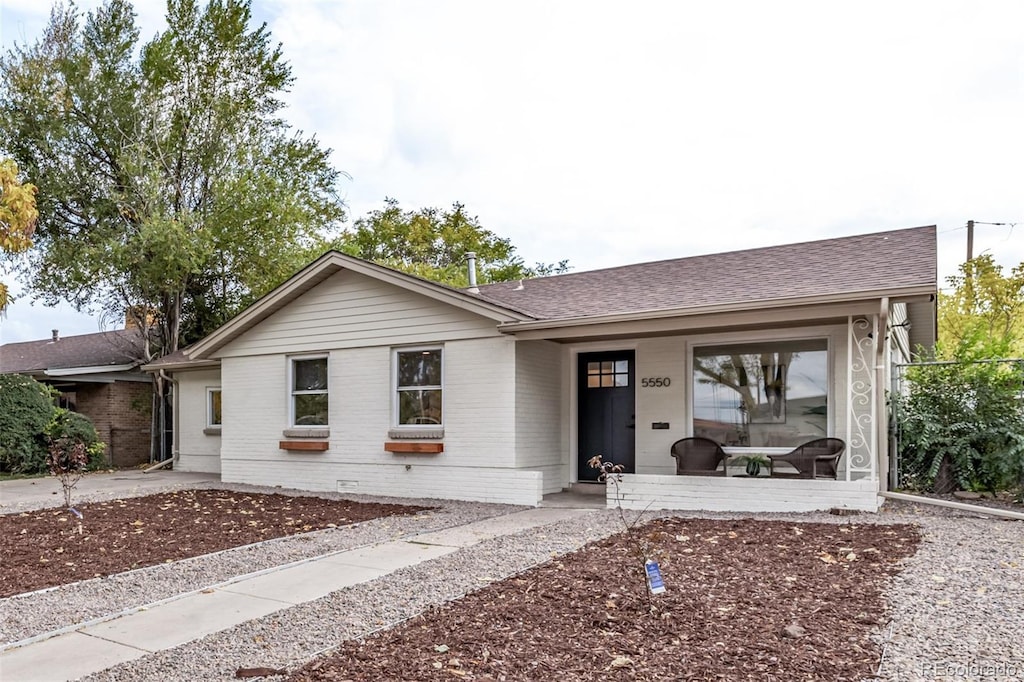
1 0 1022 344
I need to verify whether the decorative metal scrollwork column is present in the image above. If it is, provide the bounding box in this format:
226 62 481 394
846 316 877 480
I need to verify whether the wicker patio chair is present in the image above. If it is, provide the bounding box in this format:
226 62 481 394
670 437 729 476
767 437 845 479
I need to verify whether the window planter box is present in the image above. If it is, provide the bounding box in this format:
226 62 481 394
279 440 329 452
384 442 444 454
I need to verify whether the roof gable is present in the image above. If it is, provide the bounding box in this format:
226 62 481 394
187 251 534 359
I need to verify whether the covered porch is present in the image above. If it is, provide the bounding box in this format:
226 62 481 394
536 305 915 512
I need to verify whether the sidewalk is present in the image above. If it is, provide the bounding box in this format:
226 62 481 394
0 505 594 681
0 470 219 511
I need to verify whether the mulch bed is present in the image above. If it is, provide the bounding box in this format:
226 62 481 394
291 517 920 681
0 490 428 598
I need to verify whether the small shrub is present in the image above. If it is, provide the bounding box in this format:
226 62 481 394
47 437 89 508
47 409 108 470
0 374 56 474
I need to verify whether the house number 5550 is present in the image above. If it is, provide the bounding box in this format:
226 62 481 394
641 377 671 387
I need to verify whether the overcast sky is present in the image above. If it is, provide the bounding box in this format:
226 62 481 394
2 0 1022 344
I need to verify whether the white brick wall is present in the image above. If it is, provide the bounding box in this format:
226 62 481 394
175 368 222 473
222 458 543 506
515 340 565 492
611 474 880 512
217 336 538 504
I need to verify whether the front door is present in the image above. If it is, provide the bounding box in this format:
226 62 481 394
577 350 636 481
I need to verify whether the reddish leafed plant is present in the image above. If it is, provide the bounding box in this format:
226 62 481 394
47 437 89 508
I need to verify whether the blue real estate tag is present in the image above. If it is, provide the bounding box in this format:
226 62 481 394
645 559 666 595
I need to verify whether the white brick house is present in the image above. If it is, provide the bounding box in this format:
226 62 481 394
148 226 937 512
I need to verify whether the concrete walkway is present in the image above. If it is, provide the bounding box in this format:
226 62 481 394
0 470 219 510
0 488 595 681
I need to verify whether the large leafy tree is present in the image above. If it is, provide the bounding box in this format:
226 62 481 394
1 0 344 461
0 0 345 354
0 158 38 310
339 198 568 286
938 254 1024 359
894 253 1024 494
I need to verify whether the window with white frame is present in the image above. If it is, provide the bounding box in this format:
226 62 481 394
692 339 828 448
207 388 222 428
290 355 329 426
395 348 442 425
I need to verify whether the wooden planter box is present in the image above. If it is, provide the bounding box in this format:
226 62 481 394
384 442 444 454
279 441 329 452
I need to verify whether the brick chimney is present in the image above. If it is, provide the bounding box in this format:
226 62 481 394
51 329 59 342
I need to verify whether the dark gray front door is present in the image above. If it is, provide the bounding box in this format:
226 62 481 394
577 350 635 481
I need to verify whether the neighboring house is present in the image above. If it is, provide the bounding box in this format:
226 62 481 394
0 329 153 467
147 225 937 512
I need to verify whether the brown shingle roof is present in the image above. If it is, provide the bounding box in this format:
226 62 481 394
0 329 144 374
473 226 936 319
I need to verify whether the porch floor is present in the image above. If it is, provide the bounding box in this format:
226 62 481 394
539 488 606 509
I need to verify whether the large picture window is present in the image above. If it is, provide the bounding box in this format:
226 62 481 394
693 339 828 448
291 356 328 426
395 348 442 425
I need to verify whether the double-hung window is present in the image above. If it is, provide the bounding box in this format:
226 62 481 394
395 348 443 425
207 388 222 428
291 355 329 426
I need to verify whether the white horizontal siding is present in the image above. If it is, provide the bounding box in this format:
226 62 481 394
175 368 222 473
218 270 500 357
611 474 880 512
515 340 565 493
221 459 543 506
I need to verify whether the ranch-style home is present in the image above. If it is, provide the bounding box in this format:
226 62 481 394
148 225 937 512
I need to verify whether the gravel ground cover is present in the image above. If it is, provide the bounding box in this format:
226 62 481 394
5 488 1021 681
0 489 428 597
0 486 522 645
290 517 919 681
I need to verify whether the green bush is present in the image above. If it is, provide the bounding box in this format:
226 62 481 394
47 408 108 470
894 359 1024 493
0 374 56 474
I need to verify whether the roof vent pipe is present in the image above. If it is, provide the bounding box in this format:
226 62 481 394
466 251 479 294
51 329 59 342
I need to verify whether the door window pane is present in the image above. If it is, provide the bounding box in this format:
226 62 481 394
586 357 630 389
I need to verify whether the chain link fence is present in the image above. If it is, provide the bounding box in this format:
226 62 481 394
891 358 1024 494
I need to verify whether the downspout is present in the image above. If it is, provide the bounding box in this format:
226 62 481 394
159 369 180 467
876 298 889 492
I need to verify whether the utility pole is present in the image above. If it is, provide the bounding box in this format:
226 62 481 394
966 219 974 263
